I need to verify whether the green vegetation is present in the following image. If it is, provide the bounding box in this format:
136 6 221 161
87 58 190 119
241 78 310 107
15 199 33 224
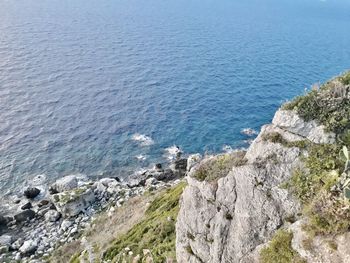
102 182 186 262
287 144 341 204
283 71 350 134
340 71 350 85
280 73 350 237
285 142 350 236
260 230 305 263
262 132 309 149
193 152 247 182
70 253 80 263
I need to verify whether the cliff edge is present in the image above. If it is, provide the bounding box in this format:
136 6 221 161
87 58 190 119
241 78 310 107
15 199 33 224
176 72 350 263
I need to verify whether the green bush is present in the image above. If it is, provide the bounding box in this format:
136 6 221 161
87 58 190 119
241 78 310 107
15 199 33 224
283 72 350 135
193 152 247 182
260 230 305 263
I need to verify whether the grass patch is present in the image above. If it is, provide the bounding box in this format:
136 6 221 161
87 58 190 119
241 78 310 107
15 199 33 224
102 182 186 262
262 132 309 149
285 142 350 236
192 152 247 182
260 230 305 263
282 71 350 135
260 230 306 263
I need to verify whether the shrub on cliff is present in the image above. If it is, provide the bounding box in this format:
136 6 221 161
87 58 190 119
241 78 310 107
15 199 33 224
193 151 247 182
283 71 350 135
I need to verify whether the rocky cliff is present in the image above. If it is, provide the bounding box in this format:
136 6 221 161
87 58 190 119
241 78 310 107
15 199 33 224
176 72 350 263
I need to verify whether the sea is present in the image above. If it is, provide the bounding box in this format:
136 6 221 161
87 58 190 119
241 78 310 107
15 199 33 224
0 0 350 198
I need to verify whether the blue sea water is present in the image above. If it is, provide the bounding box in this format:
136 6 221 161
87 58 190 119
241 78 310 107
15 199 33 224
0 0 350 196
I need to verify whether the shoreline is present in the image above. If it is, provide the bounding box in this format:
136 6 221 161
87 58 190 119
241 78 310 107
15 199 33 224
0 152 198 262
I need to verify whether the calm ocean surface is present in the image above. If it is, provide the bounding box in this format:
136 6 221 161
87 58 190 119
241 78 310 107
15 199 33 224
0 0 350 196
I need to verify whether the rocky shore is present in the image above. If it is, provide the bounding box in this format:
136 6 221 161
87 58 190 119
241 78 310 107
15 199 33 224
0 153 196 263
1 72 349 263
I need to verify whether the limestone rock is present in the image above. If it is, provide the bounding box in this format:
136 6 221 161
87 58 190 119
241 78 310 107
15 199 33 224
45 210 61 222
50 175 79 194
51 185 95 217
288 220 350 263
187 154 202 173
0 235 12 247
272 109 335 144
175 108 334 263
19 240 38 255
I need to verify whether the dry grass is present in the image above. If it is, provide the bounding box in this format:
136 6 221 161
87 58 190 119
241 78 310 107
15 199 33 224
50 195 153 263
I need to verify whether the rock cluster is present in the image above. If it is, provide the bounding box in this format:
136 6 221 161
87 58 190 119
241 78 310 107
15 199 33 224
0 157 190 262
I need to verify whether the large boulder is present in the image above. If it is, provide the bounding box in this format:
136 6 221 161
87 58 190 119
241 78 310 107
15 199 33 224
51 185 95 217
45 210 61 222
19 240 37 255
272 109 335 144
14 209 36 223
49 175 78 194
23 187 40 199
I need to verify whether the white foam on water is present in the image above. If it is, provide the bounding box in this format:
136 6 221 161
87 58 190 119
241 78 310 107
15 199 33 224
131 133 154 146
222 145 234 153
135 154 147 161
241 128 258 136
164 145 181 160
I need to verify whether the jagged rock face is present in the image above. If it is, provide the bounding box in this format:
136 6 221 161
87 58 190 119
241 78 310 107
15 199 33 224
289 220 350 263
176 109 335 263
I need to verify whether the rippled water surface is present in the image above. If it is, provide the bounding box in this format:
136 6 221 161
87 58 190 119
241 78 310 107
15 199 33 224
0 0 350 195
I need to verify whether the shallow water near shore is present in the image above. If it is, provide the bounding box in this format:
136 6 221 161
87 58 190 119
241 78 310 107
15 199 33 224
0 0 350 197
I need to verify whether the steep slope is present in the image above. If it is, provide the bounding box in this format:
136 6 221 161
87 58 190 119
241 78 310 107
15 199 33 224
176 72 350 263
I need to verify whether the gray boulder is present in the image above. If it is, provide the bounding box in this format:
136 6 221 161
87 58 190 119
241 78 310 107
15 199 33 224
19 240 38 255
51 185 95 217
45 210 61 222
14 209 35 223
49 175 78 194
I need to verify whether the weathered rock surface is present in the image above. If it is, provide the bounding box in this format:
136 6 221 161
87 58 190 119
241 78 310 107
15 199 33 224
272 109 335 144
289 220 350 263
175 108 334 263
45 210 61 222
51 185 95 217
49 175 78 194
19 240 38 255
